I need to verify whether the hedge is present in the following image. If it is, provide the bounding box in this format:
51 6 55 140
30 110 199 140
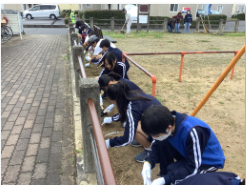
62 9 78 16
149 16 196 26
64 18 69 24
203 14 227 24
237 13 245 20
78 11 84 19
84 10 125 24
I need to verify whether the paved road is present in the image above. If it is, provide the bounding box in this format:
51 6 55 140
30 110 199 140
23 18 67 26
1 35 75 185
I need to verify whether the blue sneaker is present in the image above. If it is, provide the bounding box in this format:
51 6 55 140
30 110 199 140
131 140 141 147
134 150 149 163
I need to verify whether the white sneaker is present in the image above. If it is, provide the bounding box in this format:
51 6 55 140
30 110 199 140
84 50 86 54
85 56 91 61
85 63 90 67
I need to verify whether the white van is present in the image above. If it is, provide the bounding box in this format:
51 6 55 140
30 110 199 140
23 4 60 20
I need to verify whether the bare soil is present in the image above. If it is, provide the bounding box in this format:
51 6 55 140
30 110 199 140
84 33 245 184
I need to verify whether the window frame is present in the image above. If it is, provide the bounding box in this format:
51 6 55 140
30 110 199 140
86 4 92 8
169 4 179 13
217 6 223 13
33 6 41 11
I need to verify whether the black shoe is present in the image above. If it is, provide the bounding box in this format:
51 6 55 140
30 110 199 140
134 150 149 163
101 110 108 117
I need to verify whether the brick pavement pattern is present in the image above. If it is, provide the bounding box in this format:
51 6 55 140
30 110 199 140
1 35 75 185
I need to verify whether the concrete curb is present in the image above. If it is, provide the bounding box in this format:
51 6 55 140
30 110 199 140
68 31 97 185
23 25 67 28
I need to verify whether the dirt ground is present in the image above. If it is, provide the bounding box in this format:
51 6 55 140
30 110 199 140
84 33 245 184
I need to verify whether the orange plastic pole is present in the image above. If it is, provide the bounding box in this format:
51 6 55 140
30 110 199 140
122 53 126 63
179 52 185 82
151 76 157 97
230 51 238 79
191 45 245 117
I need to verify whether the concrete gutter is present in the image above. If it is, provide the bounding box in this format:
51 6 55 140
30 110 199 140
68 31 97 185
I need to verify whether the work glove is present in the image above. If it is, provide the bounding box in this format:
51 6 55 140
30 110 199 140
84 50 86 54
101 117 113 125
105 139 111 149
151 177 165 185
142 162 152 185
85 63 90 67
104 104 115 113
85 56 91 61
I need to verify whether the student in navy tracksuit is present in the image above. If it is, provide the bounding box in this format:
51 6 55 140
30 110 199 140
105 81 162 162
178 172 244 185
99 72 142 125
141 105 225 185
79 25 92 45
99 39 130 79
98 52 128 80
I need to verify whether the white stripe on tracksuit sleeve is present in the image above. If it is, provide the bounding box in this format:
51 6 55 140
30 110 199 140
117 62 126 79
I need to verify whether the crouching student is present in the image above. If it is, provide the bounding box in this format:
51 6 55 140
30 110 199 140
99 72 142 125
99 39 130 79
105 81 162 162
177 172 244 185
141 105 225 185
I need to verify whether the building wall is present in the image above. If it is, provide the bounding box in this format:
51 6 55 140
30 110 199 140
3 4 22 12
149 4 197 17
234 4 245 14
58 4 79 11
81 4 102 11
197 4 233 18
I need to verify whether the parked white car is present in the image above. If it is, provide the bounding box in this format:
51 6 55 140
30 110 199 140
23 4 60 20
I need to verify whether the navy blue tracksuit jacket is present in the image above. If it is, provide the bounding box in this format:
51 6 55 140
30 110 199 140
112 78 142 122
146 111 225 185
178 172 242 185
109 93 161 147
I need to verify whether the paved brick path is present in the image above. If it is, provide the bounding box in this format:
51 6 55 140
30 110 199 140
1 35 75 185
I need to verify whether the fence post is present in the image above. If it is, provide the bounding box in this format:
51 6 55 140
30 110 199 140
163 18 168 31
90 17 94 30
234 19 239 33
111 17 114 31
70 32 78 48
79 78 100 173
218 19 224 33
138 23 142 31
195 19 200 32
72 45 84 97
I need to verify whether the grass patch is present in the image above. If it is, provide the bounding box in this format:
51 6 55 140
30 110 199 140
197 39 210 42
156 96 162 102
75 149 82 154
102 31 167 39
209 47 220 50
219 101 224 104
60 54 69 61
167 41 174 43
224 32 245 37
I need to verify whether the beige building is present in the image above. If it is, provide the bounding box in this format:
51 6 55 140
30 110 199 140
231 4 245 14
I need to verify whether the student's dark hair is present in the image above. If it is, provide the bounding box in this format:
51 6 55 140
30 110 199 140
88 30 94 37
105 52 117 66
99 39 111 48
80 20 84 24
98 72 122 88
107 81 151 123
141 105 174 136
81 25 88 30
92 38 100 45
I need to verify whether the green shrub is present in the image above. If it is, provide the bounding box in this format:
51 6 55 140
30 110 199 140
78 11 84 19
150 16 172 24
64 18 69 24
84 10 125 24
237 13 245 20
63 9 71 15
60 12 66 18
202 14 227 25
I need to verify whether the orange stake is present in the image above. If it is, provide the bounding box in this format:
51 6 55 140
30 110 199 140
191 45 245 117
179 52 185 82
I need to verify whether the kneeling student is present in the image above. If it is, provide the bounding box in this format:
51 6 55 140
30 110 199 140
141 105 225 185
105 81 162 162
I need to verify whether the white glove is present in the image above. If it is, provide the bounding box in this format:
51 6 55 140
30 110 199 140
101 117 113 125
100 95 103 106
142 162 152 185
85 63 90 67
151 177 165 185
85 56 91 61
184 24 185 26
84 50 86 54
105 139 110 148
104 104 115 113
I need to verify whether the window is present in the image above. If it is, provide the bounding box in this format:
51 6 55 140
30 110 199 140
41 5 49 10
170 4 178 12
238 6 245 13
217 6 223 13
33 6 40 11
86 4 92 8
202 5 205 10
117 4 119 10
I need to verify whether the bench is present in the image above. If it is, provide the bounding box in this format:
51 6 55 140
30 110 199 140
93 25 117 43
